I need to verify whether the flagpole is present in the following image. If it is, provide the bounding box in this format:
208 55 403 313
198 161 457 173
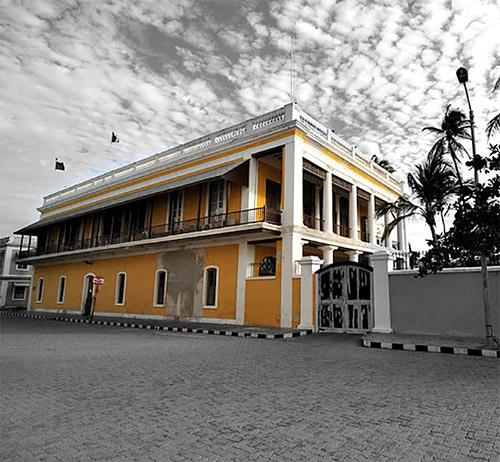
290 34 294 103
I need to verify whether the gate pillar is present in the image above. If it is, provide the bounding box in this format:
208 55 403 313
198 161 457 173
369 250 394 333
298 256 323 330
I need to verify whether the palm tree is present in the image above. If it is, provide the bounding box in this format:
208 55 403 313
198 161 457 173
371 155 395 173
423 106 470 184
376 151 458 243
486 77 500 140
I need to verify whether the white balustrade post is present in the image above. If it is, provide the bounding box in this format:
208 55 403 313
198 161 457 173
368 193 376 245
368 250 394 333
298 256 323 330
349 183 358 240
322 171 333 234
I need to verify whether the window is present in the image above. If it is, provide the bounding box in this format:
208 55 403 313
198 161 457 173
36 277 44 303
57 276 66 304
12 284 28 300
153 270 167 306
16 262 29 271
208 181 225 223
203 266 218 308
115 272 126 305
168 190 184 231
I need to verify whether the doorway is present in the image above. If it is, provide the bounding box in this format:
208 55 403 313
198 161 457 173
81 274 95 316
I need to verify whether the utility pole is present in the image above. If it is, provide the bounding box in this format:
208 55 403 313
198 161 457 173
456 67 493 340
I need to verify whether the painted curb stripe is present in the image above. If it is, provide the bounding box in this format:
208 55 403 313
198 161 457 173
0 311 312 340
362 339 499 358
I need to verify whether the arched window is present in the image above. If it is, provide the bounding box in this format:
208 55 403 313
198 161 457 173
153 270 168 306
36 277 44 303
115 272 127 305
203 266 218 308
57 276 66 304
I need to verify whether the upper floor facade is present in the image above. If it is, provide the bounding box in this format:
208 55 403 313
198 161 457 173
17 102 406 264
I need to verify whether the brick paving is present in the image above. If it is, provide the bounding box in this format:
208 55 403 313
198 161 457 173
1 316 499 461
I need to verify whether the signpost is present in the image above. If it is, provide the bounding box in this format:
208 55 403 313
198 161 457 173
93 276 104 285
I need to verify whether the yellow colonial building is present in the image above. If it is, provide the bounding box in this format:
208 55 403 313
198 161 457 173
16 103 406 330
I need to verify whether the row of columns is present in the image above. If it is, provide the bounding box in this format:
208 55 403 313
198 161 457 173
315 175 404 250
243 140 406 328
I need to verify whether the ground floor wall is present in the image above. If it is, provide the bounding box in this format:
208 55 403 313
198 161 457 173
389 267 500 337
30 241 285 326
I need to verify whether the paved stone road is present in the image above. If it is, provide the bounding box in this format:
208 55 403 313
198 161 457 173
1 316 499 462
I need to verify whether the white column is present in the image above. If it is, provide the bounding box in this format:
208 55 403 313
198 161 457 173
345 250 361 262
368 250 394 333
335 194 341 234
241 157 258 211
397 215 407 252
368 193 376 245
319 245 337 265
385 213 392 248
314 186 321 230
397 218 404 251
349 183 358 240
297 256 323 330
280 231 303 328
322 171 333 234
235 242 248 325
282 141 302 227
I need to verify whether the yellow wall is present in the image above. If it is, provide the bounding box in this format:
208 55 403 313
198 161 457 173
31 254 165 317
202 244 238 320
227 182 241 213
254 243 276 264
257 162 282 208
292 277 301 328
183 185 202 221
151 194 168 227
244 240 281 327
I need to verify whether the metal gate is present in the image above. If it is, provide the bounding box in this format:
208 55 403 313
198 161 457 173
316 262 373 332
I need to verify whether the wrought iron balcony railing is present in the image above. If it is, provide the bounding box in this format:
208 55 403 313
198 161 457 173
20 206 281 258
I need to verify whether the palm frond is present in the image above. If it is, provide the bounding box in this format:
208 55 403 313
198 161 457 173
422 126 443 135
375 197 419 220
486 112 500 140
379 214 414 241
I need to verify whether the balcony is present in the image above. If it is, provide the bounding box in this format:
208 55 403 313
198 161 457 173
20 207 281 259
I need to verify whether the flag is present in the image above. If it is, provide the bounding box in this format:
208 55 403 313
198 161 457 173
55 159 65 171
111 131 119 143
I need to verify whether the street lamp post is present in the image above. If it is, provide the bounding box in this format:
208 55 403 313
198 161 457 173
456 67 493 339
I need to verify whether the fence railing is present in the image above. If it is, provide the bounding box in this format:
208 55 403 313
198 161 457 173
20 207 281 258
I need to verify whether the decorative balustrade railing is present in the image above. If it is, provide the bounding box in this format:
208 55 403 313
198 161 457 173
334 224 351 238
19 207 281 258
358 230 370 242
303 214 324 230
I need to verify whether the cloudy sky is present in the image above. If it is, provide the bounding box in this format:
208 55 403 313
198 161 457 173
0 0 499 248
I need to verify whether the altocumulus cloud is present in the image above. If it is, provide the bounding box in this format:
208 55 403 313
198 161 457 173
0 0 499 248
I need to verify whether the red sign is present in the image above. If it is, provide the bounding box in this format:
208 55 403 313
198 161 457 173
93 276 104 285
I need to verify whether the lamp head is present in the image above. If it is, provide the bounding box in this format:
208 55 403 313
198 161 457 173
456 67 468 84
